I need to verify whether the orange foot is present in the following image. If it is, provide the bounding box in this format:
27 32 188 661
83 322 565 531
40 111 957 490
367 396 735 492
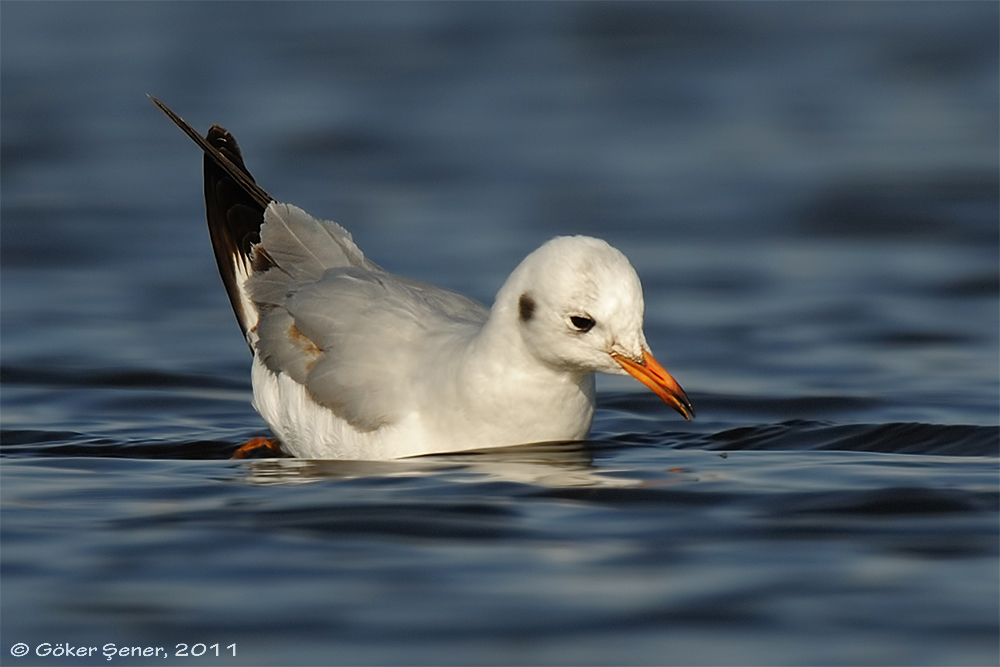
231 437 285 459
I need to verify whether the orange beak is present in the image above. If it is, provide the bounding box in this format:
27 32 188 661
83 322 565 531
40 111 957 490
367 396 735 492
611 349 695 420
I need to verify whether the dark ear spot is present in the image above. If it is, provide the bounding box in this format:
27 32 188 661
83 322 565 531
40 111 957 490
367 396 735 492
518 293 535 322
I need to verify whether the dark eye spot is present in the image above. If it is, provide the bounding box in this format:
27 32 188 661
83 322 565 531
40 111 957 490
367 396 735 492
518 293 536 322
569 315 595 332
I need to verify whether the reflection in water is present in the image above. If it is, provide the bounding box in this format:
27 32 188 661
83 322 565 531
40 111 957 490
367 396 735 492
244 440 643 487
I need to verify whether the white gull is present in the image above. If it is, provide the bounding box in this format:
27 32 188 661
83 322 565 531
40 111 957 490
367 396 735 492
152 97 693 460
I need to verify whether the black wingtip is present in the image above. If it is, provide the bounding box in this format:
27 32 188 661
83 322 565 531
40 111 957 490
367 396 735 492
153 96 273 345
150 96 272 209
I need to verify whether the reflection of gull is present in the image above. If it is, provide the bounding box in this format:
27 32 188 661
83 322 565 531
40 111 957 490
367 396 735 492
153 97 693 461
244 441 640 488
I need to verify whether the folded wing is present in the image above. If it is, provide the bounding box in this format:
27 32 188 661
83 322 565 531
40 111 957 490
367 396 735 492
153 97 488 432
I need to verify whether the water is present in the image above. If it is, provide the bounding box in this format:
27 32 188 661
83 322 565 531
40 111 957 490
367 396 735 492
2 3 998 665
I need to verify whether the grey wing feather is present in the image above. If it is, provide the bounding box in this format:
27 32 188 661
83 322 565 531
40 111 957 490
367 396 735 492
260 203 376 282
284 271 414 430
252 306 320 389
246 268 292 308
248 207 489 431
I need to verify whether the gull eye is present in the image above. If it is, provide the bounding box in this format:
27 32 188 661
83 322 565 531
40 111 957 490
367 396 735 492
569 315 595 333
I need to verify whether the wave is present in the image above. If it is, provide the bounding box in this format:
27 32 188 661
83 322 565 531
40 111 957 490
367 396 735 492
0 430 239 460
3 420 996 460
0 364 249 391
691 420 999 457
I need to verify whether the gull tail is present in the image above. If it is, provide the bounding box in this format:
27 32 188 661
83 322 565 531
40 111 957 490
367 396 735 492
150 96 273 343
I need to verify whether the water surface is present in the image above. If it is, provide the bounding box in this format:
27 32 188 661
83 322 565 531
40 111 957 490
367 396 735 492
2 3 997 665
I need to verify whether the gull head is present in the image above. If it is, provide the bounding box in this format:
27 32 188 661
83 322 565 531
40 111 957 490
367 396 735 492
499 236 693 420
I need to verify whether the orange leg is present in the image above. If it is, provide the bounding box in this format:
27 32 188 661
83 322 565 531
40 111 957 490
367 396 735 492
231 437 285 459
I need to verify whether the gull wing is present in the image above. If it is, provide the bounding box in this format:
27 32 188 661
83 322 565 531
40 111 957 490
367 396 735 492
154 97 489 432
152 97 377 337
249 211 488 431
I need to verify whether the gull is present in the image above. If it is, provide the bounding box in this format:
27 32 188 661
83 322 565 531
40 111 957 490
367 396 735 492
152 97 693 460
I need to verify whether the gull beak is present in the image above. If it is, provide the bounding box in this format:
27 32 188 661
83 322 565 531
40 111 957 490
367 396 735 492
611 349 695 420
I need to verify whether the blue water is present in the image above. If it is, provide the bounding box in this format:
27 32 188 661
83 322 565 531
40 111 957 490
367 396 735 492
2 3 998 665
